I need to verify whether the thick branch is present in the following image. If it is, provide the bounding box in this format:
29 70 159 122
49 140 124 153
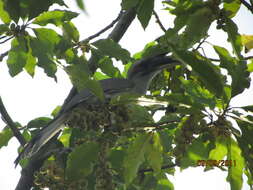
0 97 26 146
240 0 253 14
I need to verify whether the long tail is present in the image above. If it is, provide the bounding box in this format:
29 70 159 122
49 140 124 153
14 112 67 166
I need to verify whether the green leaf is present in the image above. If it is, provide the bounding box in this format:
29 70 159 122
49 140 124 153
146 133 163 174
59 128 71 147
98 57 122 78
124 133 151 184
127 104 154 126
0 0 10 23
209 137 228 160
21 0 67 20
75 0 85 10
180 78 216 109
171 49 224 97
156 178 174 190
241 34 253 53
213 45 250 97
241 105 253 112
31 28 60 78
121 0 140 10
7 37 28 76
26 117 51 129
0 24 9 35
92 39 131 64
24 36 36 77
224 18 242 59
65 62 90 88
223 0 241 18
66 142 99 180
0 127 13 148
226 138 244 190
181 6 214 48
3 0 20 23
33 10 78 26
137 0 154 29
84 79 105 101
180 136 212 168
62 21 79 42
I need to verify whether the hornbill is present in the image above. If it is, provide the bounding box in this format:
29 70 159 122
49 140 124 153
15 54 180 165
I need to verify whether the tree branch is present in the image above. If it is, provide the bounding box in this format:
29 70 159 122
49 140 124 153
15 7 137 190
153 10 166 32
60 8 136 111
0 96 26 146
77 9 124 46
138 163 177 174
240 0 253 14
0 50 9 61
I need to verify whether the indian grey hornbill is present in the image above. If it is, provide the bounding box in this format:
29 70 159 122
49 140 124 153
15 54 180 165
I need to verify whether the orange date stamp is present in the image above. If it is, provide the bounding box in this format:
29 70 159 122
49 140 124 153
197 160 236 167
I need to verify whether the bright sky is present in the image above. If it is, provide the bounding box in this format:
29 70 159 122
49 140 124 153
0 0 253 189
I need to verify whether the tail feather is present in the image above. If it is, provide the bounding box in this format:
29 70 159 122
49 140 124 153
14 113 67 166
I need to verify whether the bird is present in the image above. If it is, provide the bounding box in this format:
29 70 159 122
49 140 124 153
14 54 180 165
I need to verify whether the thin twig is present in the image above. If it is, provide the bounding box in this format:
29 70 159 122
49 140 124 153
208 55 253 62
0 50 9 61
138 163 177 173
76 9 124 47
240 0 253 14
153 10 166 32
0 36 13 44
0 97 26 146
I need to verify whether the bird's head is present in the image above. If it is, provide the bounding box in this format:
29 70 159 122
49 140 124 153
127 55 180 94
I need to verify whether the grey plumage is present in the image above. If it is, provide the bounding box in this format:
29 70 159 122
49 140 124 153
15 54 179 165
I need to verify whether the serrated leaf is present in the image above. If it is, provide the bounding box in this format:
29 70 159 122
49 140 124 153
224 18 242 58
0 127 13 148
227 138 244 190
137 0 154 29
84 79 105 101
66 142 99 180
146 133 163 173
7 37 28 76
180 78 216 109
0 0 10 23
181 136 212 168
241 105 253 112
75 0 85 10
3 0 20 23
121 0 140 10
62 21 79 42
181 6 214 48
171 49 224 97
98 57 122 78
31 28 60 78
24 36 36 77
22 0 67 20
0 24 9 35
33 10 78 26
241 34 253 53
127 104 154 126
26 117 51 129
59 128 71 147
156 178 174 190
214 45 250 97
209 137 228 160
92 39 131 64
123 133 151 184
223 0 241 18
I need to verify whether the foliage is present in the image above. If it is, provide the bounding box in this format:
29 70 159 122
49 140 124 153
0 0 253 190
